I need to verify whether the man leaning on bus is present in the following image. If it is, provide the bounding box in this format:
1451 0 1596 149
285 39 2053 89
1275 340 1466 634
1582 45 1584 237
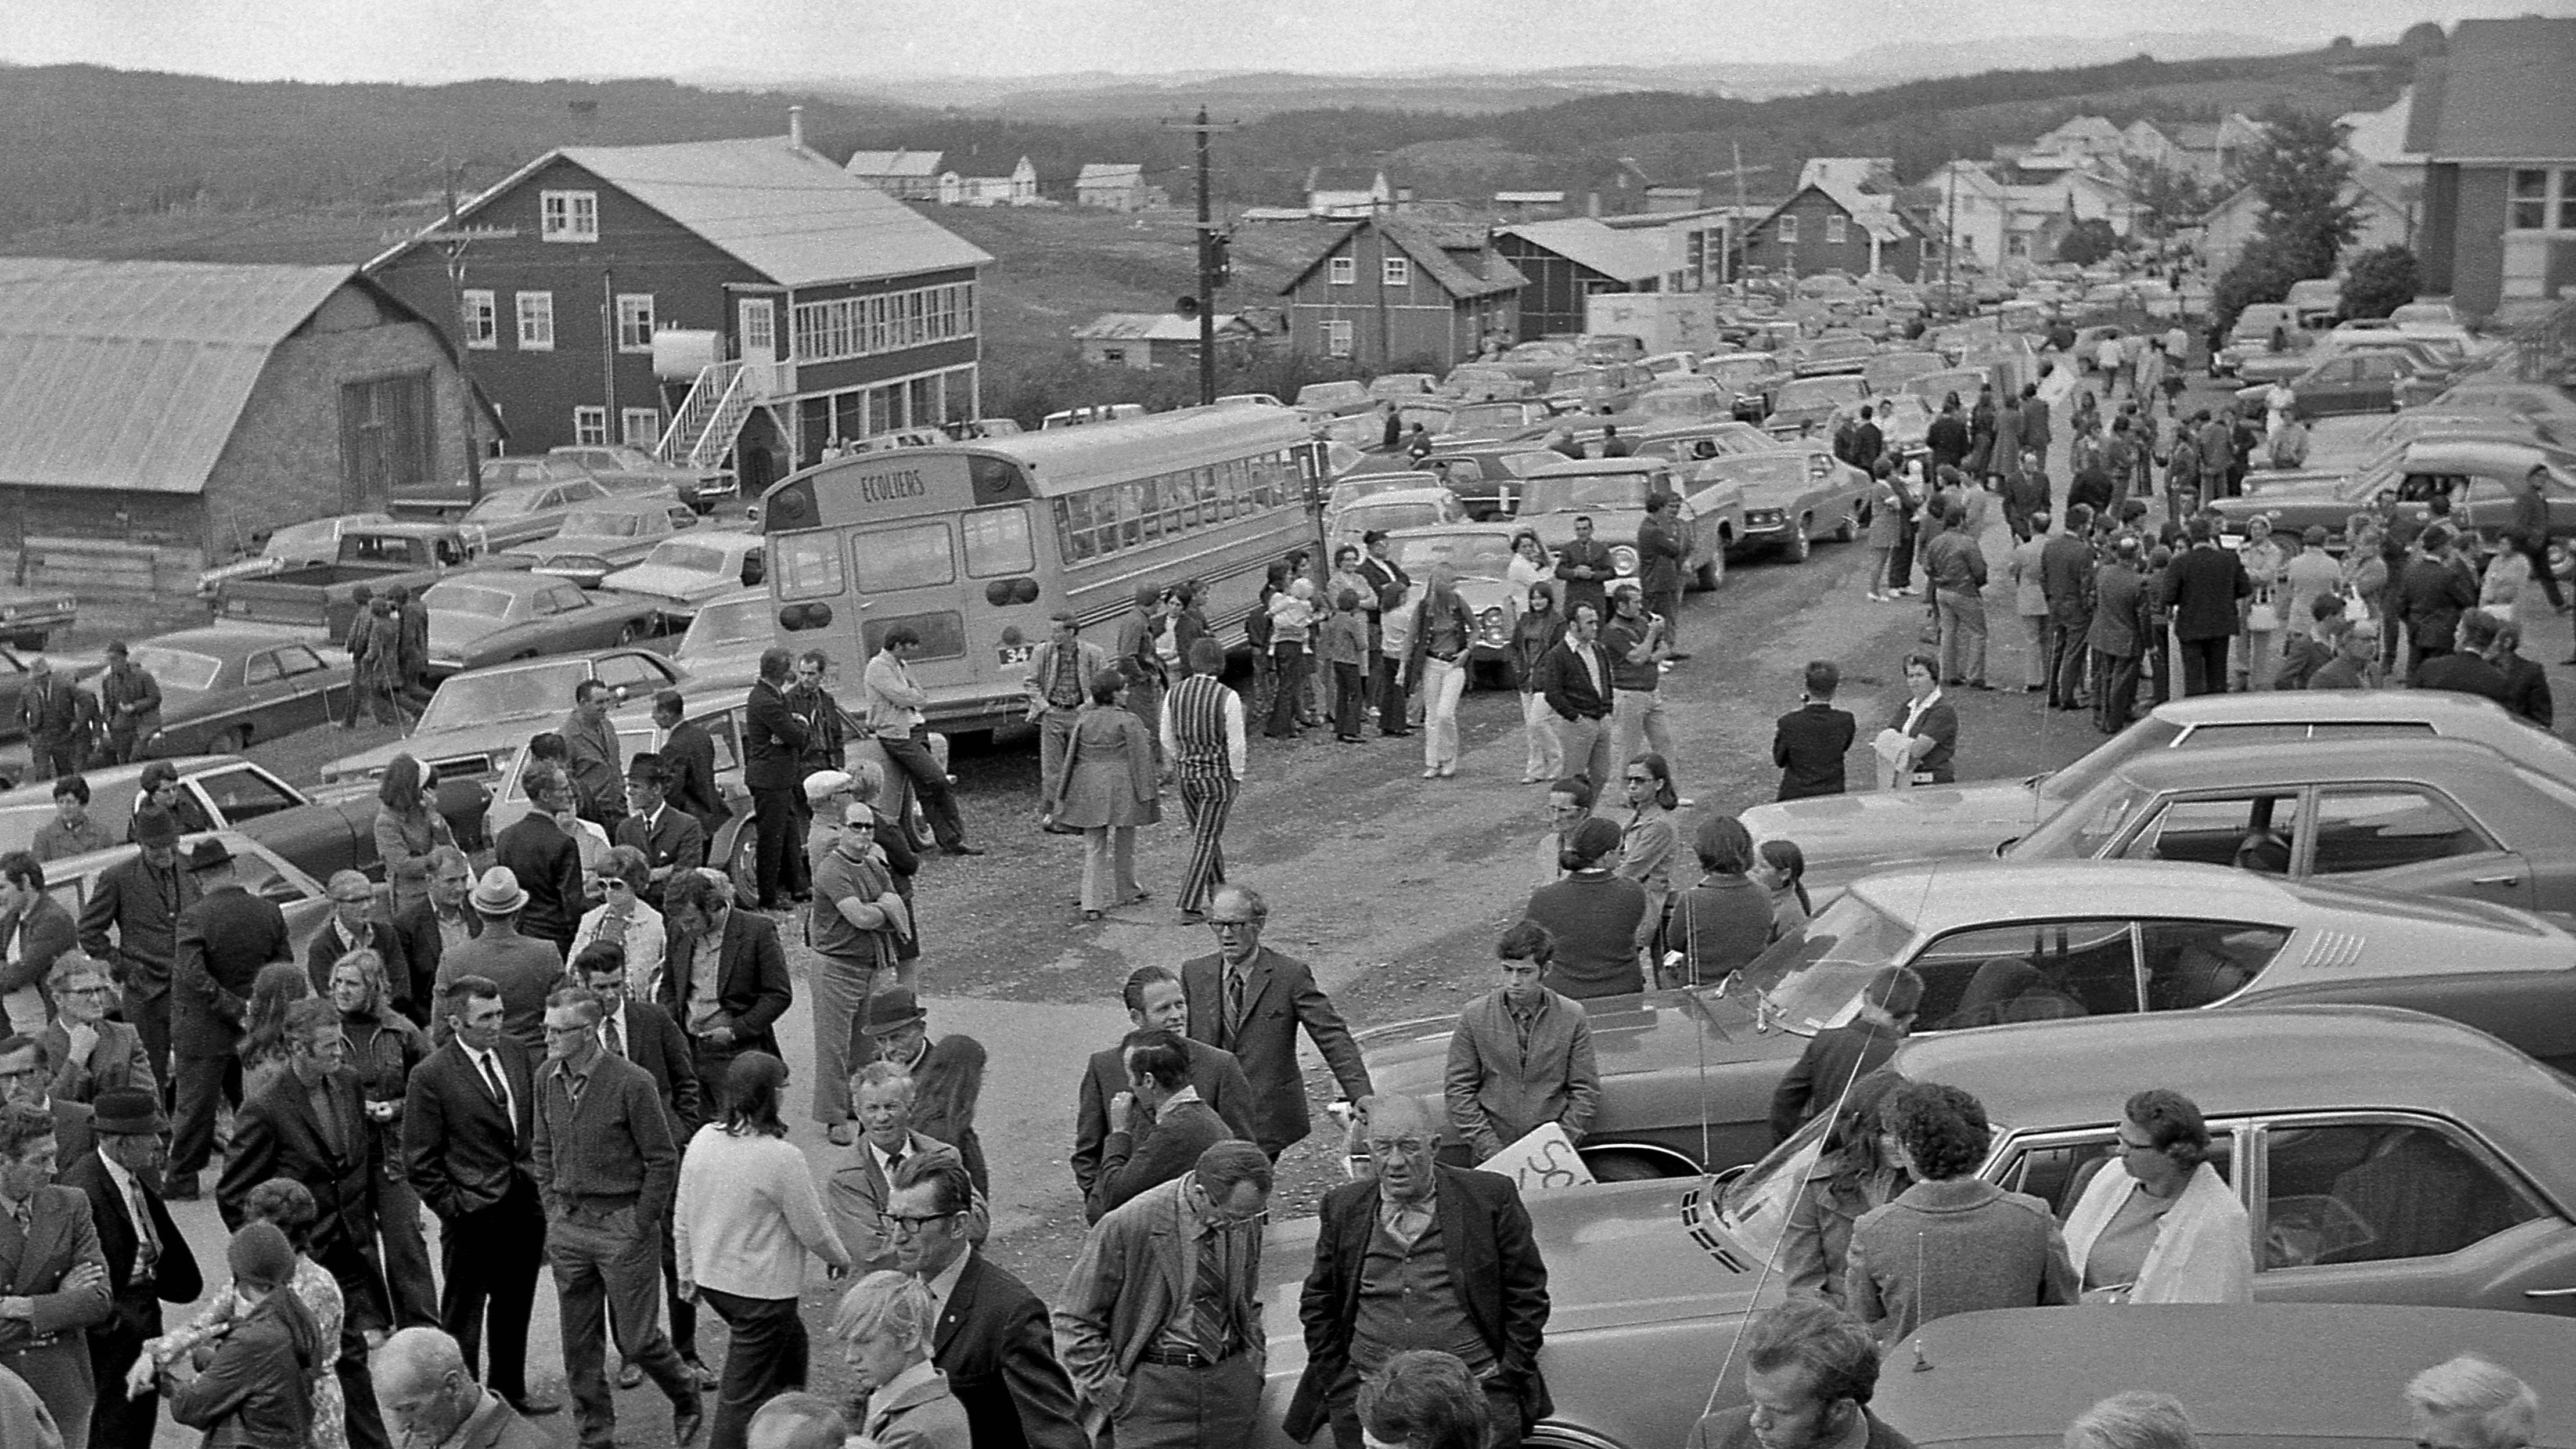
862 627 984 856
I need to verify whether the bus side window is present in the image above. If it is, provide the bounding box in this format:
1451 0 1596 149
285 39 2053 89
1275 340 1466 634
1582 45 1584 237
1195 466 1221 527
1118 484 1145 549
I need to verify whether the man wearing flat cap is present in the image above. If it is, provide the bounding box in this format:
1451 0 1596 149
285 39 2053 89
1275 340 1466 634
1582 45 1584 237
77 806 200 1116
611 754 703 910
60 1087 200 1449
166 836 289 1201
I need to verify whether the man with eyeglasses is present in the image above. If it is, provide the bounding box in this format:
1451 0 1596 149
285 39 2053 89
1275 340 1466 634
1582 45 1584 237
530 985 704 1448
1053 1139 1274 1448
882 1153 1084 1449
217 994 398 1446
304 867 404 996
812 798 908 1145
0 1030 96 1170
1182 884 1372 1160
1284 1093 1551 1449
1532 776 1595 890
37 953 152 1104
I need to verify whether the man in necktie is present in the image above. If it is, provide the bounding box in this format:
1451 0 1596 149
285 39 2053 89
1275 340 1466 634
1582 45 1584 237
1053 1140 1273 1449
1284 1094 1552 1449
1181 886 1372 1160
60 1087 200 1449
826 1060 987 1277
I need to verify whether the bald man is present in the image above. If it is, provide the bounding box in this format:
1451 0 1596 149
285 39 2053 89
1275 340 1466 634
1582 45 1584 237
372 1327 550 1449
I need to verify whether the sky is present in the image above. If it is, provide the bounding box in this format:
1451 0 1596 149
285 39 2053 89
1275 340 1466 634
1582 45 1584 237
9 0 2575 81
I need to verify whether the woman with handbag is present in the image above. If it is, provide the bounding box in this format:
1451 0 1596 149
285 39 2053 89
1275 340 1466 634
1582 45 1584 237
2234 516 2290 690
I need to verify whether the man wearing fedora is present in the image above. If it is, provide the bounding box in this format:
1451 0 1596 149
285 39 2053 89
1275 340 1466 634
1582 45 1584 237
432 868 564 1058
166 836 290 1201
77 806 200 1104
611 755 704 910
60 1086 200 1449
859 986 987 1195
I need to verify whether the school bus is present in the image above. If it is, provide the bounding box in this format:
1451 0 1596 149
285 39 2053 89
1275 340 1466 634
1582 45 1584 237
757 406 1322 736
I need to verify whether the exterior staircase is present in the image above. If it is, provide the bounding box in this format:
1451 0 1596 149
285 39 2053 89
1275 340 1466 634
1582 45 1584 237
658 360 753 472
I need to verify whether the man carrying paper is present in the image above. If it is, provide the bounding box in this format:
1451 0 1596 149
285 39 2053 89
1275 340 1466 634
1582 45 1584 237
1442 920 1600 1164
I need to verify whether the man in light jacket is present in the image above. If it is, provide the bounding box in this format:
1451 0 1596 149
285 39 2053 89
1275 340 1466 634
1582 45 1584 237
1444 922 1598 1164
1024 614 1110 830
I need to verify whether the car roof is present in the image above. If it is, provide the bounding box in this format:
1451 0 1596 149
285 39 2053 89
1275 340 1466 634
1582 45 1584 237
1875 1304 2576 1449
2085 733 2525 791
139 627 325 657
45 828 275 880
562 496 675 517
2145 688 2521 730
1849 858 2308 929
426 572 556 600
1523 459 1665 478
1344 487 1459 506
1897 1005 2576 1187
1386 521 1524 541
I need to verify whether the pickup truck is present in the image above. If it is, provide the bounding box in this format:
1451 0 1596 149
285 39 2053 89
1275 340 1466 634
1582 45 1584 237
213 523 527 638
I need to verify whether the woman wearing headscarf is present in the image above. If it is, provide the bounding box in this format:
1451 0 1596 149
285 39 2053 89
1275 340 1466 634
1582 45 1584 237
159 1220 322 1449
571 844 665 1000
1052 674 1161 921
370 754 453 880
2061 1088 2254 1304
833 1272 970 1449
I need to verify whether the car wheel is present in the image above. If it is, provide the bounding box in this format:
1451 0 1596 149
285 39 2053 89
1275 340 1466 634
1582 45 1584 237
212 727 249 755
1582 1149 1689 1183
1693 547 1725 592
730 821 758 884
1785 517 1812 563
1834 507 1857 543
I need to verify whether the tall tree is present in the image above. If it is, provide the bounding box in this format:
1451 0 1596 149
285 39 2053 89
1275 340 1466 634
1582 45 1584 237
2212 109 2361 331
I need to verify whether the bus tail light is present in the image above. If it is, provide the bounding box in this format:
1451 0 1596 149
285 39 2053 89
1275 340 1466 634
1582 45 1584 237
983 578 1041 607
779 603 833 632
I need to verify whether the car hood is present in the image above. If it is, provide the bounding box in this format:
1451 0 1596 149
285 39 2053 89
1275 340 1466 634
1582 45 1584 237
1739 778 2052 896
321 719 552 783
600 563 734 605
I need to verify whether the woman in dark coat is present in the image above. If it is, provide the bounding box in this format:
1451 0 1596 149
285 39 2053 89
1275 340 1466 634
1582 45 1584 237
162 1221 321 1449
327 949 436 1329
1665 815 1782 988
1052 675 1161 921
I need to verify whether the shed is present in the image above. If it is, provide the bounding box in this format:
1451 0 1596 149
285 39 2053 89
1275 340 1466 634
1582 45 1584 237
1071 312 1253 369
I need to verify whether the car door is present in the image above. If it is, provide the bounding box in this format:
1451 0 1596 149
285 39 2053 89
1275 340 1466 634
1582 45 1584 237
2107 790 2306 871
268 644 345 734
592 650 679 708
2299 357 2361 415
2300 784 2534 910
2351 353 2403 412
2244 1112 2576 1317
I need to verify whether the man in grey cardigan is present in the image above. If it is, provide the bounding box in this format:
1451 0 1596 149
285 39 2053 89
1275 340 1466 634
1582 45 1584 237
1845 1082 2076 1345
1444 922 1599 1163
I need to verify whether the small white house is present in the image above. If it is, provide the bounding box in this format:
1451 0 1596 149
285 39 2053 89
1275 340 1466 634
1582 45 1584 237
1075 163 1153 211
844 149 944 201
940 157 1039 207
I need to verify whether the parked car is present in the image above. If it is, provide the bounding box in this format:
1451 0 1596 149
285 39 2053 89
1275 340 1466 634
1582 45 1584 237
1858 351 1945 395
1433 399 1556 441
214 522 528 637
1541 363 1647 416
599 529 766 623
459 476 613 553
1765 374 1869 437
2234 349 2426 417
1258 1005 2576 1449
318 647 688 786
1291 380 1375 427
549 444 726 513
1437 363 1532 402
393 454 590 520
421 572 665 678
1366 373 1439 400
1383 524 1527 679
500 498 700 587
2212 438 2576 550
1347 450 1556 521
121 628 355 758
670 587 770 690
196 513 397 599
1628 421 1778 467
48 831 336 958
1876 1305 2576 1449
1627 378 1732 425
1791 336 1878 378
1355 860 2576 1178
1512 457 1742 593
1740 690 2576 902
1703 446 1869 563
2212 303 2301 377
0 758 379 885
1699 355 1789 422
1326 487 1469 561
1495 340 1582 385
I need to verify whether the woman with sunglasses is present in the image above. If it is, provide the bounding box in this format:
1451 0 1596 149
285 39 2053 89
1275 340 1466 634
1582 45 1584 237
571 845 664 1001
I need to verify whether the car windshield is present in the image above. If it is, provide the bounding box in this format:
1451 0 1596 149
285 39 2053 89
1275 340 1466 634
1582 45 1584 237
682 599 769 653
1391 534 1515 579
1718 1102 1837 1235
642 541 730 574
1740 893 1922 1035
557 510 641 539
2012 771 2154 859
1448 403 1531 434
596 448 656 471
263 520 339 557
1865 355 1944 387
129 648 223 693
1779 379 1863 409
1332 477 1434 509
423 583 517 620
1714 454 1812 491
1634 391 1718 419
1703 359 1769 386
465 491 541 521
1519 472 1648 514
1503 344 1571 365
1349 502 1443 532
2039 716 2183 802
416 662 588 733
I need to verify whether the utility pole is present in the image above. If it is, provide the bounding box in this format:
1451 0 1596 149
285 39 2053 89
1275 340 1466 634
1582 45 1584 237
422 160 516 507
1707 141 1772 298
1163 107 1239 406
1942 156 1959 319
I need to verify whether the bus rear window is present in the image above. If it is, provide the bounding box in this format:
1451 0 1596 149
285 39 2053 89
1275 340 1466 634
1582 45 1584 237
963 507 1034 578
773 531 845 600
852 521 955 592
863 611 964 662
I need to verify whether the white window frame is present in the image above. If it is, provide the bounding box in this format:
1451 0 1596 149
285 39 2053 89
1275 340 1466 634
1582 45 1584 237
1825 214 1847 245
459 289 497 349
1383 255 1411 287
2507 168 2576 232
614 293 656 352
1329 256 1357 286
540 189 599 243
572 406 609 445
620 408 663 448
515 291 555 351
1325 319 1354 357
1776 215 1799 244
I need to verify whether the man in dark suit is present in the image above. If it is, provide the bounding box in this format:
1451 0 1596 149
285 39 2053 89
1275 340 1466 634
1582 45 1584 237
34 953 153 1104
491 765 583 957
2040 503 2098 711
1535 603 1617 790
59 1087 200 1449
2157 520 2251 697
75 805 200 1097
658 869 792 1102
742 648 811 910
887 1154 1086 1449
0 850 78 1039
1284 1094 1551 1449
1073 964 1256 1204
612 754 706 909
403 974 558 1418
307 866 409 997
2414 611 2513 702
1182 885 1372 1160
2397 524 2482 673
573 943 713 1386
218 996 395 1444
393 845 479 1029
1082 1029 1236 1222
1768 967 1922 1142
1771 662 1858 801
166 837 289 1200
0 1097 114 1447
653 692 726 842
2087 536 2153 735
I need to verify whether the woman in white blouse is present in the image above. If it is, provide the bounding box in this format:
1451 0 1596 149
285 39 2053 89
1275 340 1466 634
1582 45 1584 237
570 845 664 999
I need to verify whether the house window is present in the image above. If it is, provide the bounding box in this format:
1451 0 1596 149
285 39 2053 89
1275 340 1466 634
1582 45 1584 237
1825 214 1847 245
1776 216 1798 244
614 294 655 352
2508 168 2576 230
515 291 555 351
459 289 497 349
620 408 662 448
1329 256 1356 285
540 190 599 242
573 406 609 445
1325 319 1354 357
1383 256 1411 287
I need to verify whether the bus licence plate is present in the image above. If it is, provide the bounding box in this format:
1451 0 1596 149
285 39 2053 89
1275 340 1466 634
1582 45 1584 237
996 643 1034 668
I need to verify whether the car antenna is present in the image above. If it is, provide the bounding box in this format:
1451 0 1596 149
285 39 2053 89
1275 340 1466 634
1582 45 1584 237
1911 1230 1934 1371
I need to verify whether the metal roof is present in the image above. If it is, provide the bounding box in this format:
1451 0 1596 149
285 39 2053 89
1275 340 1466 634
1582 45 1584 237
1071 312 1240 342
0 258 357 495
2422 17 2576 161
1495 218 1667 282
843 149 943 177
1075 164 1143 185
